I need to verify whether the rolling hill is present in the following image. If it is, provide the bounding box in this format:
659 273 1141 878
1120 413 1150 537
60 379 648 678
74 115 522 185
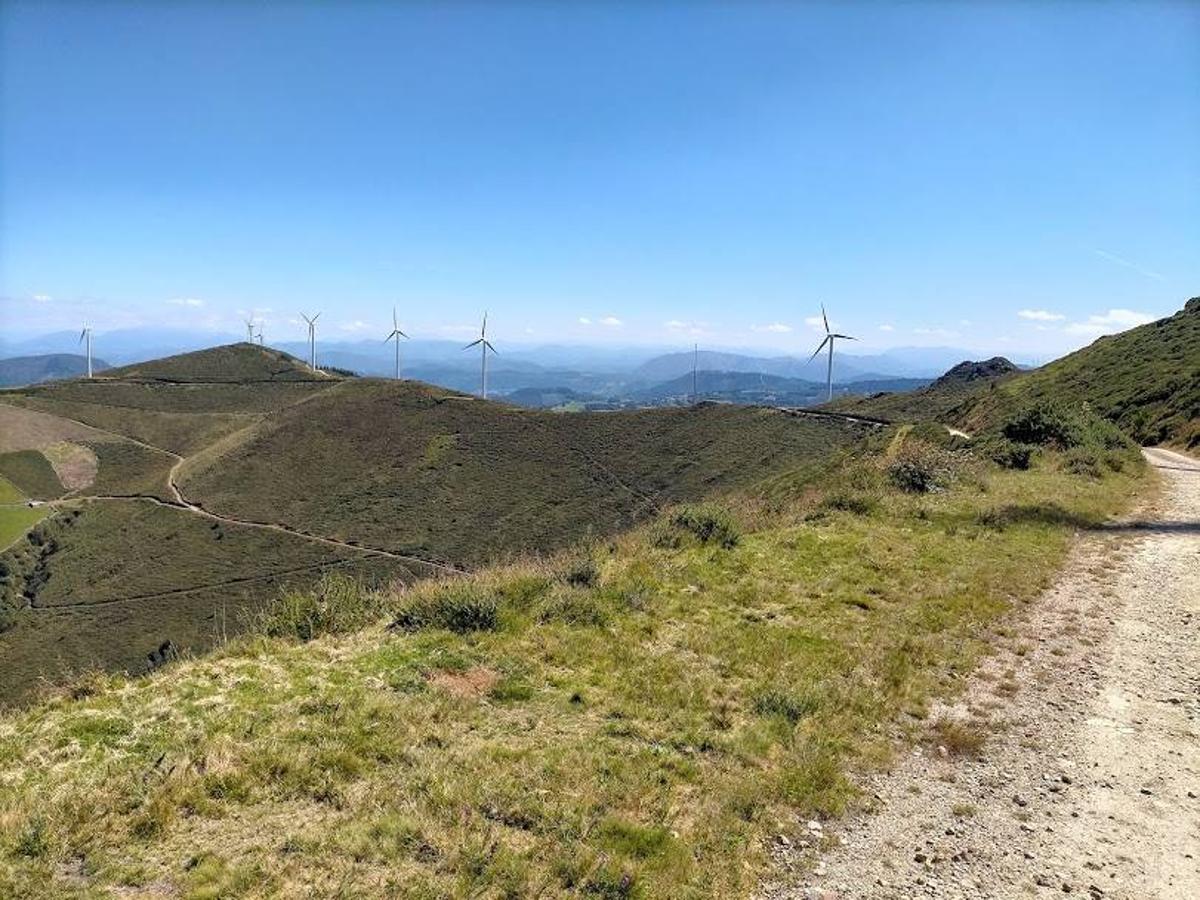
0 354 110 387
834 298 1199 448
0 345 872 703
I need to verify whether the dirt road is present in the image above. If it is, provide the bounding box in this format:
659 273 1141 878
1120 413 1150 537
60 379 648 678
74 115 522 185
768 447 1199 899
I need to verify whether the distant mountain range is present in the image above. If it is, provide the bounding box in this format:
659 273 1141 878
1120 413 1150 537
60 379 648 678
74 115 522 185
0 327 1030 400
0 354 110 387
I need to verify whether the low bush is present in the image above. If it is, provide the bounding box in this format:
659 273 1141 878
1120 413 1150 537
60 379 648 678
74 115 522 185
258 574 385 642
658 504 741 549
391 580 499 634
976 436 1034 470
885 439 958 493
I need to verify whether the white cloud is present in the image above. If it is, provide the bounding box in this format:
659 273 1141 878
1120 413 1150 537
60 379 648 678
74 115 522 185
599 316 622 327
912 327 960 339
878 323 894 332
578 317 592 325
1065 308 1154 336
339 320 372 332
751 322 792 334
167 297 205 308
664 319 687 329
33 294 51 303
1018 309 1065 322
803 315 825 330
1092 248 1165 282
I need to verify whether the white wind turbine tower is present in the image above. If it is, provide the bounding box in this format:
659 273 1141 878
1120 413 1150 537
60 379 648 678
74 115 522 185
244 317 255 343
384 307 409 379
79 325 93 379
255 328 264 346
300 312 320 369
808 304 856 402
462 312 497 399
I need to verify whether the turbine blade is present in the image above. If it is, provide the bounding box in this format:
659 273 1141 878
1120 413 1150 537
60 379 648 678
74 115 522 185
79 329 86 343
393 307 398 329
807 336 830 363
396 329 409 339
483 340 497 354
463 339 482 350
821 304 830 334
830 333 857 340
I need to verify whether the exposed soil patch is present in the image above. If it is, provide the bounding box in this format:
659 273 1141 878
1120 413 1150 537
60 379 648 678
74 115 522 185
428 666 499 699
42 441 98 491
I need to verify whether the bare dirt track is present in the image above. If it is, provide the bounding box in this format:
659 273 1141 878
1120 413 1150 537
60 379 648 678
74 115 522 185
767 447 1199 900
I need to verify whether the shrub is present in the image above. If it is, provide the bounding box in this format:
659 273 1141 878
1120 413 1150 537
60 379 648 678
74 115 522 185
976 436 1034 470
554 554 599 588
1002 403 1083 448
391 581 499 634
257 574 385 642
658 504 740 549
885 439 957 493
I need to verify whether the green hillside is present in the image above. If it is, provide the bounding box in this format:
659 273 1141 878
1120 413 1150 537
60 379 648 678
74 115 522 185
101 343 331 383
178 382 868 566
0 346 869 703
0 430 1146 897
835 298 1199 448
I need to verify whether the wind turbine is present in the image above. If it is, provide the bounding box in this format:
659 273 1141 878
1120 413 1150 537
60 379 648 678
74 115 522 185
692 342 699 404
244 317 255 343
79 325 93 379
300 312 320 369
255 329 264 346
462 312 497 399
808 304 856 402
384 307 409 379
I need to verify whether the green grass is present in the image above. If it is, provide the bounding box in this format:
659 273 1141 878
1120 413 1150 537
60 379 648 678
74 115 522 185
0 502 425 705
0 444 1145 897
0 508 47 553
0 477 25 505
84 441 178 500
837 297 1199 449
101 343 333 383
0 451 64 500
178 380 869 566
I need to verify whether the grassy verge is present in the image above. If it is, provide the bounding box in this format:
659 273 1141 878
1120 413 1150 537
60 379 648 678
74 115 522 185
0 434 1146 898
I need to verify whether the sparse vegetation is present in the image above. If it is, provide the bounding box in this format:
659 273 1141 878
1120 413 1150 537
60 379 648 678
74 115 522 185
0 427 1145 896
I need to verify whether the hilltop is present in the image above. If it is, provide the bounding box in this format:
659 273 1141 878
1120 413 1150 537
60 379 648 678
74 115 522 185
0 344 869 703
101 342 332 383
835 298 1199 448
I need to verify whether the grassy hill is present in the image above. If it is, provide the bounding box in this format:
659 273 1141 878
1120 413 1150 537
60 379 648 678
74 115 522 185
101 343 332 383
178 382 868 566
0 345 870 703
834 298 1199 448
0 354 110 387
0 429 1147 897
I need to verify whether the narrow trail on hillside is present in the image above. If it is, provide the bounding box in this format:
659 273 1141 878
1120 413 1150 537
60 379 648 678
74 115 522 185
1 399 465 575
766 447 1200 900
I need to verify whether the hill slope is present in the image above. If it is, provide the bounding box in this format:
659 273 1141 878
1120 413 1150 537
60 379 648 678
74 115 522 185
178 380 870 566
834 298 1199 447
0 345 871 702
0 354 110 387
101 342 331 383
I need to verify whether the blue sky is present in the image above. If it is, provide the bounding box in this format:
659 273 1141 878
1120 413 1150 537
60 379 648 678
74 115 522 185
1 2 1197 357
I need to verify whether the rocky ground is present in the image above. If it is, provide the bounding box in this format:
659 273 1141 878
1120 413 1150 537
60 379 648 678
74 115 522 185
765 448 1199 900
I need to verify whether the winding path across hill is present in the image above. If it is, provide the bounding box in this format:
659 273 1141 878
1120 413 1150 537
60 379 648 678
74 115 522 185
768 447 1200 900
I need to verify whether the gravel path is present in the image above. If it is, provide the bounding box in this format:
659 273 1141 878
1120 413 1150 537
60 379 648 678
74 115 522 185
766 447 1200 900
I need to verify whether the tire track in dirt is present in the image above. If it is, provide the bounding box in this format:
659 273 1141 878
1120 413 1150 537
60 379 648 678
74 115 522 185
766 447 1199 900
